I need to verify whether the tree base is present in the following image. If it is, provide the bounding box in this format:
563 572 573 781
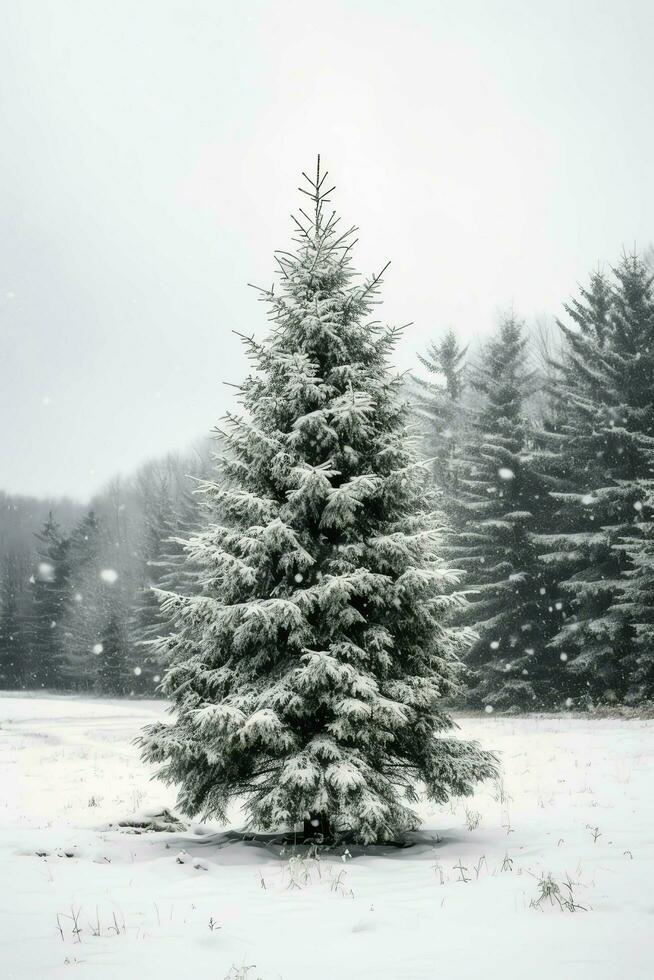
281 814 416 849
303 813 331 841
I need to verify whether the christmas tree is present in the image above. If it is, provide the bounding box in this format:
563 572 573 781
140 159 497 843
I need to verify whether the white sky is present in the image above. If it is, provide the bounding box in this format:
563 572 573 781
1 0 653 500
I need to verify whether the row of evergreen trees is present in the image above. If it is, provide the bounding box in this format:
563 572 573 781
1 261 652 713
414 255 654 710
0 461 201 695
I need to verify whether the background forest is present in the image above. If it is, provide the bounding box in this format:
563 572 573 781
2 251 653 711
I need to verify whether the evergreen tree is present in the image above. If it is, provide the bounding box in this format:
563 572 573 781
64 511 104 690
413 329 468 489
96 612 130 696
0 553 29 689
31 514 71 689
536 257 654 705
443 314 562 709
614 487 654 701
135 476 199 688
137 477 175 640
140 160 497 843
420 330 467 401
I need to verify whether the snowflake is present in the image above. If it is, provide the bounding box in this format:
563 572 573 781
490 640 500 650
100 569 119 584
484 705 494 714
92 643 103 655
133 666 142 676
497 467 514 481
560 653 568 662
37 562 55 582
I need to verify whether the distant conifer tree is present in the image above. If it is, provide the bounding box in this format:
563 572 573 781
536 257 654 705
413 329 468 489
31 514 71 689
443 314 562 709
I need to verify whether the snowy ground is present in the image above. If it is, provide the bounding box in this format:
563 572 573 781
1 696 652 979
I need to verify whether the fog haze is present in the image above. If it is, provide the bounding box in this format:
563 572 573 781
2 0 653 499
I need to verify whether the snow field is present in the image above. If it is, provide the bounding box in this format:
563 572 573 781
0 695 652 979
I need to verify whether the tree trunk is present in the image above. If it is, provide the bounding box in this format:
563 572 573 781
303 813 331 841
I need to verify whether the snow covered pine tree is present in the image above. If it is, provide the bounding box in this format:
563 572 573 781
442 315 563 710
413 329 468 491
536 258 654 705
139 160 497 844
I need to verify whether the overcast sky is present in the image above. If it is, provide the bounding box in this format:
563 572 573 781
1 0 653 500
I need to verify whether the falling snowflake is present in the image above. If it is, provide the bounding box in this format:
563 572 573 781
633 501 643 512
498 467 514 481
37 562 55 582
294 573 304 583
581 494 596 505
565 697 573 708
484 705 494 714
490 640 500 650
92 643 103 655
560 653 568 662
153 674 161 683
100 569 119 584
133 666 142 676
